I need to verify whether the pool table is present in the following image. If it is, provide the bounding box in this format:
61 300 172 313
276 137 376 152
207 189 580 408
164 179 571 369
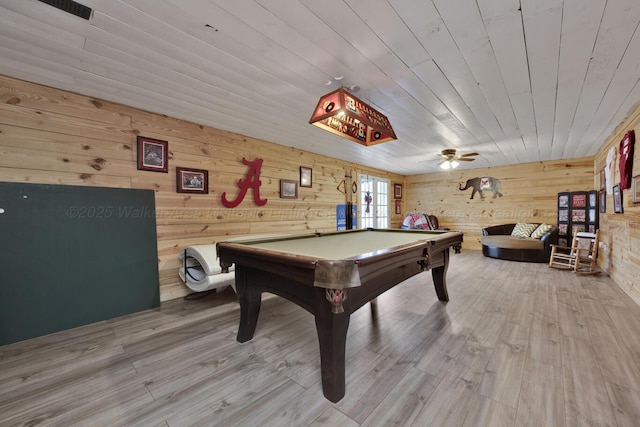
217 228 463 402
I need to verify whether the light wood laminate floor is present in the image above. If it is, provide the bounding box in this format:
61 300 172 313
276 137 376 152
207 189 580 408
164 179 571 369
2 250 640 426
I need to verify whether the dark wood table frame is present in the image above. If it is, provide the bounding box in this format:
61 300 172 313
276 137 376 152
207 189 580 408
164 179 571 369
217 228 463 402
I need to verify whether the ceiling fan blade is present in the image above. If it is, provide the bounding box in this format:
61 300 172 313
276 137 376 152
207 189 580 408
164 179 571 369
458 152 479 157
457 157 475 162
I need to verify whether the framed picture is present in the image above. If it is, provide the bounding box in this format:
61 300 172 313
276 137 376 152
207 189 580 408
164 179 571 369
572 224 586 234
558 209 569 222
300 166 312 188
280 179 298 199
599 169 605 191
395 199 401 214
558 223 568 236
394 183 403 199
571 209 586 222
137 136 168 172
176 167 208 194
599 190 606 213
633 175 640 203
558 193 569 208
613 184 623 213
571 193 587 208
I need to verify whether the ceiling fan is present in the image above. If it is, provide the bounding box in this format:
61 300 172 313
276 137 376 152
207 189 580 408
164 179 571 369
438 149 479 169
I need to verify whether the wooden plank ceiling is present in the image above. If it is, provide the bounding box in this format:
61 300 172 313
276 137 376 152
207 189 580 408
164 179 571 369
1 0 639 174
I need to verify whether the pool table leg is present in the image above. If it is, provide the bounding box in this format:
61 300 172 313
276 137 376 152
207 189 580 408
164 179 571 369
313 287 350 403
431 248 450 302
235 267 262 343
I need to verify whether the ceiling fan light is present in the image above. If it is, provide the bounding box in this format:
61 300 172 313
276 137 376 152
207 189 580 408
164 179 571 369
440 159 459 170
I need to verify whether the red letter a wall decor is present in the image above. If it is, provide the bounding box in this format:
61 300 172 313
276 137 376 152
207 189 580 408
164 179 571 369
221 158 268 208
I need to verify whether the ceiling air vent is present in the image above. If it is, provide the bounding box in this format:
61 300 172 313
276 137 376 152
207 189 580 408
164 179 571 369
37 0 92 20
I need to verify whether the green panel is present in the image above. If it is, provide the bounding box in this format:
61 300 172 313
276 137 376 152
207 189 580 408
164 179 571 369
0 183 160 345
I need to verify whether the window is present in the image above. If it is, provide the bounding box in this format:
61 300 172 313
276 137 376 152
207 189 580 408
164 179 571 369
359 175 389 228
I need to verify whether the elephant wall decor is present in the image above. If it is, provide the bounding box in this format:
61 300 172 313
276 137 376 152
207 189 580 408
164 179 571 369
458 177 503 200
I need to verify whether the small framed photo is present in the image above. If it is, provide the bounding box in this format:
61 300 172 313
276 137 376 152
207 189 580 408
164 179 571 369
300 166 312 188
394 183 403 199
599 169 605 191
558 209 569 222
280 179 298 199
395 199 401 214
571 209 586 222
558 223 568 236
176 167 208 194
571 193 587 208
599 190 606 213
613 184 623 213
558 193 569 208
633 175 640 203
137 136 168 172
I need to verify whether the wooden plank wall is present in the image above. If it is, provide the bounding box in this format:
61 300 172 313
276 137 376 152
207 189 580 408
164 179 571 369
406 158 595 250
594 102 640 304
0 75 404 301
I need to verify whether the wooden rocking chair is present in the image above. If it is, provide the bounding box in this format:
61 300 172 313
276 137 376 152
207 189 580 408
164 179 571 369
548 230 600 275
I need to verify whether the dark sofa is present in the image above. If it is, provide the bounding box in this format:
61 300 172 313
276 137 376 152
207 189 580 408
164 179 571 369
481 223 558 263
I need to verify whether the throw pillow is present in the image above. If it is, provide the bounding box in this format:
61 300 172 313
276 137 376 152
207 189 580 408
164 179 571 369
531 223 553 239
511 223 538 238
402 214 423 229
414 215 430 229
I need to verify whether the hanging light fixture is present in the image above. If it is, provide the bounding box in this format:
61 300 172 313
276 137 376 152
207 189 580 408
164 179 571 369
309 87 396 146
440 160 459 170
